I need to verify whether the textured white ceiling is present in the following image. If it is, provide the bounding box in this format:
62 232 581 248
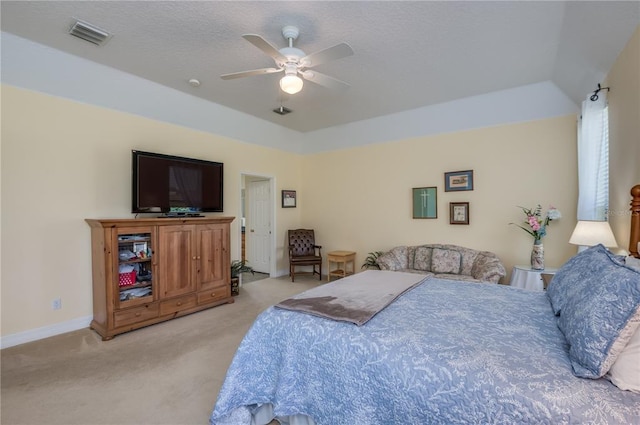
1 1 639 133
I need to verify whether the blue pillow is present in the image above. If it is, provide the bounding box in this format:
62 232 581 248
546 245 626 315
555 244 640 378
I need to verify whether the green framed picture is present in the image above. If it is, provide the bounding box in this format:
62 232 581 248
412 187 437 219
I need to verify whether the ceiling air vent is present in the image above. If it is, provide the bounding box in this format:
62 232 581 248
69 20 111 46
273 106 292 116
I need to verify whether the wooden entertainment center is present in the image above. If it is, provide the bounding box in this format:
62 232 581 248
86 216 234 340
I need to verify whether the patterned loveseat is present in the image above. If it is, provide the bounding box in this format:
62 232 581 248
376 244 506 283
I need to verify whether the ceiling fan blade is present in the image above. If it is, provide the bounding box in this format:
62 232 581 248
242 34 287 63
300 70 351 91
220 67 282 80
300 43 354 68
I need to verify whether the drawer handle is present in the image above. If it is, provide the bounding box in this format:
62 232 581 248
176 302 182 306
135 312 141 317
210 292 216 297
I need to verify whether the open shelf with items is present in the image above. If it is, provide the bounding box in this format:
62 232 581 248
86 217 234 340
117 231 154 308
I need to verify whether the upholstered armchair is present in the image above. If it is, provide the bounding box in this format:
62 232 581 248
288 229 323 282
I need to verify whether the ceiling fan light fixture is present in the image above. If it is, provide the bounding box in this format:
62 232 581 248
280 74 303 94
222 26 353 94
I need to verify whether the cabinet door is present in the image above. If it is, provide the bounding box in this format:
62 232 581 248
158 225 197 298
114 226 157 310
197 224 229 291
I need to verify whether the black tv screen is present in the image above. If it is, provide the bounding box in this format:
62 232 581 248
132 150 223 214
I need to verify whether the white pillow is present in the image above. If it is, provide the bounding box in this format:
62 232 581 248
607 323 640 393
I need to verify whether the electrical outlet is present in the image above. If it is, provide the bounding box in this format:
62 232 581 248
52 298 62 310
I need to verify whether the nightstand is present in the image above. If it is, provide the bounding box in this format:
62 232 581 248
509 265 558 291
327 251 356 281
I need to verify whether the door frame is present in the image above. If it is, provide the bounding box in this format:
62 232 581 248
240 172 276 278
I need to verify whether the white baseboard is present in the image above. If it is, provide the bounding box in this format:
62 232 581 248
0 315 93 349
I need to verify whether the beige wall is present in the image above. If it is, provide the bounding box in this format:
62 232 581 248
606 25 640 251
2 86 578 340
302 116 578 279
1 86 302 336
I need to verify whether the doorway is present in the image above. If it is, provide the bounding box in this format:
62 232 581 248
241 174 275 283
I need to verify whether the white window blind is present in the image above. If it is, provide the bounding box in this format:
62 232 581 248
595 106 609 219
577 97 609 221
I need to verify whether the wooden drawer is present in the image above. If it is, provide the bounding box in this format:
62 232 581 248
114 303 159 328
197 286 229 305
160 294 197 315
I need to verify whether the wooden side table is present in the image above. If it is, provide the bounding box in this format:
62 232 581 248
509 265 558 291
327 251 356 281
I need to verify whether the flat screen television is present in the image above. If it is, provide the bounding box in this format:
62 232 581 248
132 150 223 215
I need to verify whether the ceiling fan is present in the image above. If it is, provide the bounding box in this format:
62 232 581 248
221 25 354 95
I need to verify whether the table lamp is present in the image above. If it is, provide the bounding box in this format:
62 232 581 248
569 220 618 252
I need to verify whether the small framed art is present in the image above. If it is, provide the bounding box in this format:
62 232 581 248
412 187 437 219
282 190 296 208
449 202 469 225
444 170 474 192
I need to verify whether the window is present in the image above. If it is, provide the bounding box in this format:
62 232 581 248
577 98 609 220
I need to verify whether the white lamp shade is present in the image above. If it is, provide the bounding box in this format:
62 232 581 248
280 75 303 94
569 220 618 248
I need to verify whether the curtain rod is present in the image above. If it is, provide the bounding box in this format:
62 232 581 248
590 83 610 101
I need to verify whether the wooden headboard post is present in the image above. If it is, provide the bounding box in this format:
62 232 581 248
630 184 640 258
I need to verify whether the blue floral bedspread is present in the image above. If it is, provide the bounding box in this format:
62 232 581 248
210 278 640 424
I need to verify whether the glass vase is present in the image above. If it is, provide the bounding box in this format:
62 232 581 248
531 240 544 270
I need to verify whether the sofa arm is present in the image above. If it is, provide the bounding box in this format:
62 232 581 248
471 252 506 283
376 246 409 271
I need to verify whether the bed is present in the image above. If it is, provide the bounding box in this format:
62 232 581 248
210 185 640 425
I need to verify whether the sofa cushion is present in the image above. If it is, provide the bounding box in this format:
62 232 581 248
431 248 462 274
427 244 477 276
376 246 408 270
458 248 478 276
413 246 433 271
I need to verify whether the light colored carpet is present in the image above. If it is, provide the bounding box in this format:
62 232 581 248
1 275 323 425
241 271 269 284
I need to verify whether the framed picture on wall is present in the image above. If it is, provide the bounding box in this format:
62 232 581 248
449 202 469 225
444 170 474 192
282 190 297 208
412 187 437 219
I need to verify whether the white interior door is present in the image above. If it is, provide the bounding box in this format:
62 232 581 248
247 179 271 274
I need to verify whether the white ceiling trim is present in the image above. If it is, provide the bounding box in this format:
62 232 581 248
303 81 578 154
2 32 578 155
